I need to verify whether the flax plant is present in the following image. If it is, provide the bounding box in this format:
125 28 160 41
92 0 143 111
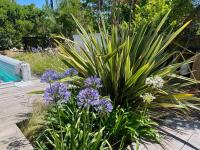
55 11 200 114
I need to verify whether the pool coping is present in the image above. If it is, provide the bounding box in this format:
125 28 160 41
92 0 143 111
0 55 31 82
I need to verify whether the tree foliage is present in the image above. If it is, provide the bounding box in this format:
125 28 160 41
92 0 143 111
0 0 199 50
43 0 93 37
0 0 46 50
80 0 195 29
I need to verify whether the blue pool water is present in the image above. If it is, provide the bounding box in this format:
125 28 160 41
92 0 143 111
0 60 21 82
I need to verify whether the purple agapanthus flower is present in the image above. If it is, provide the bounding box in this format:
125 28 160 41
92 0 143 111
95 99 113 113
41 70 61 83
63 68 78 77
77 88 100 107
58 83 71 100
44 82 71 103
84 76 102 89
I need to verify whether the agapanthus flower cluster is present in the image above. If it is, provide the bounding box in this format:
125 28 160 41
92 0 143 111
41 70 61 83
77 88 100 107
44 82 71 103
77 87 113 113
84 76 102 89
41 69 113 113
63 68 78 77
140 93 156 104
41 68 78 83
145 75 164 89
95 99 113 113
77 77 113 113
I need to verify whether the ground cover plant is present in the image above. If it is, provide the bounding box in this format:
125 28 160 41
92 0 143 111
30 12 200 149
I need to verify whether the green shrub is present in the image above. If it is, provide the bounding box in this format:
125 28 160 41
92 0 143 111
43 0 93 38
0 0 47 50
133 0 193 28
56 12 200 114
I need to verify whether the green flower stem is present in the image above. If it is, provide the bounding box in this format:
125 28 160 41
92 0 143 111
57 104 64 149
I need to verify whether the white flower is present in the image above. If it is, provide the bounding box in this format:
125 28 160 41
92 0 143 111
153 76 164 88
145 76 154 85
145 75 164 89
140 93 156 104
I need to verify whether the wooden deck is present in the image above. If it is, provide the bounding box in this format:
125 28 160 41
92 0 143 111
0 79 200 150
0 79 46 150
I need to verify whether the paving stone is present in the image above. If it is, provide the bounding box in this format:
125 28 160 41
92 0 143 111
186 133 200 149
181 144 200 150
163 138 185 150
157 127 187 149
0 79 45 150
141 143 164 150
0 125 33 150
128 123 200 150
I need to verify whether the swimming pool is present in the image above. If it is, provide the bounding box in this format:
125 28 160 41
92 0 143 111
0 55 31 83
0 60 21 82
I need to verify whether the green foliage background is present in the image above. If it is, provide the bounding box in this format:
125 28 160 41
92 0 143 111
0 0 93 50
0 0 47 50
0 0 199 50
43 0 93 37
134 0 193 28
